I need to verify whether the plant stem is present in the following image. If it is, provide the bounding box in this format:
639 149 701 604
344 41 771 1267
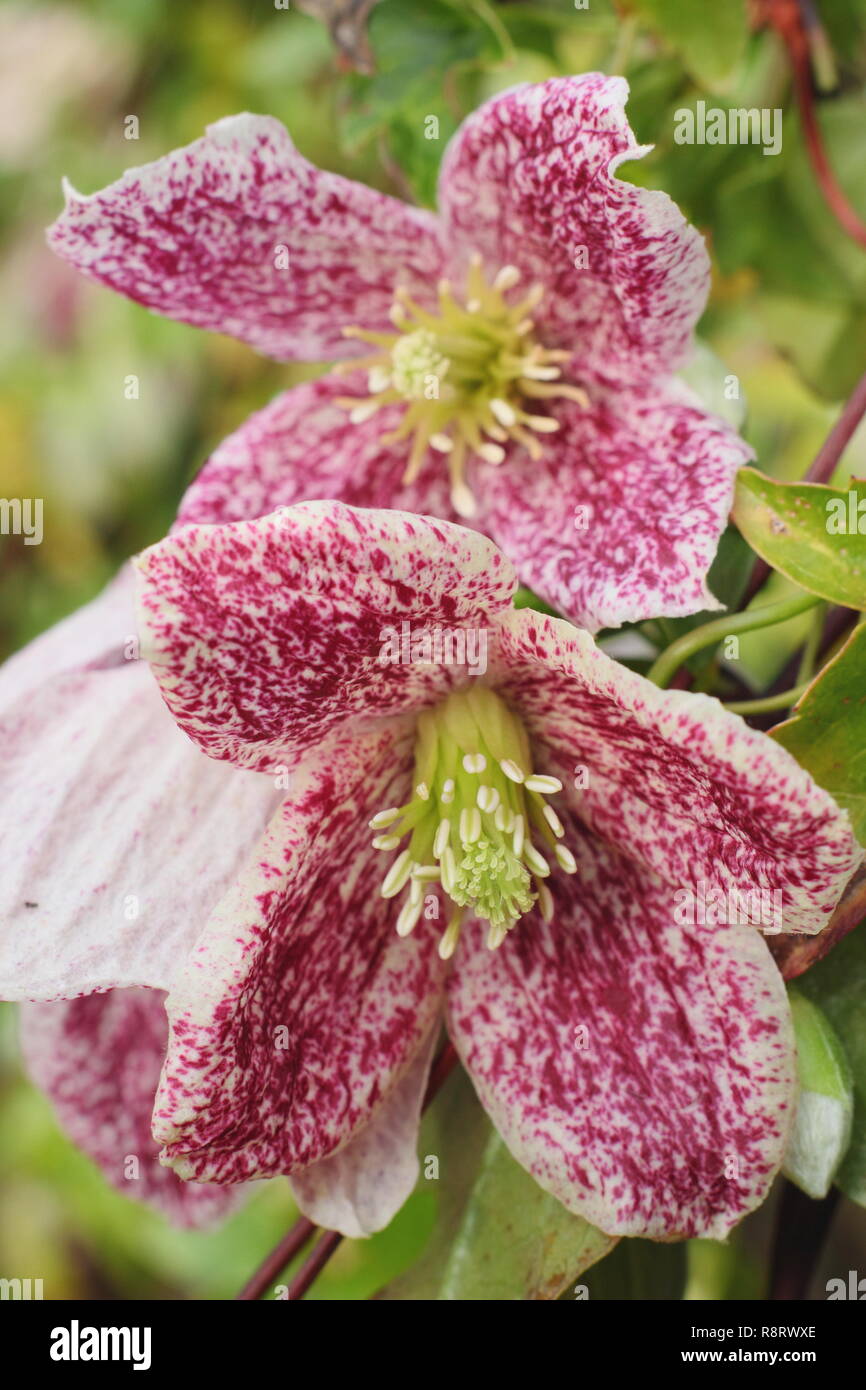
235 1041 460 1301
235 1217 317 1301
724 682 809 715
646 594 820 689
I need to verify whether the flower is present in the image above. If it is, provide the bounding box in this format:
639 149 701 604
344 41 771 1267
47 74 751 632
35 497 846 1242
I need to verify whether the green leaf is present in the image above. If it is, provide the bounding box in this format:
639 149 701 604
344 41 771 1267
340 0 503 205
782 988 853 1199
772 624 866 844
630 0 747 89
438 1131 614 1300
381 1068 613 1300
797 921 866 1207
380 1067 492 1300
732 469 866 609
573 1235 687 1301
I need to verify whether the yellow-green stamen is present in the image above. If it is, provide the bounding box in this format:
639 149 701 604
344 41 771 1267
336 256 589 517
368 686 577 959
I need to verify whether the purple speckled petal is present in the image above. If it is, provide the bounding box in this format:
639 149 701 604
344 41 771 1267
492 609 862 935
289 1026 439 1238
135 501 516 772
475 382 753 631
0 573 281 1002
448 822 795 1240
47 114 445 361
176 373 456 529
155 727 446 1184
438 74 709 388
20 990 240 1227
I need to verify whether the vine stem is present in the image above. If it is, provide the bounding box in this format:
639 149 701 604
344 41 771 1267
762 0 866 248
723 681 808 715
235 1041 459 1301
646 594 820 689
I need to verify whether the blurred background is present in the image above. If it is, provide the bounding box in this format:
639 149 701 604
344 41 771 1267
2 0 866 1299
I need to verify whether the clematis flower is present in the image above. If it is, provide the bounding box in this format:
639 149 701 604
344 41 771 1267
47 73 751 632
94 499 857 1241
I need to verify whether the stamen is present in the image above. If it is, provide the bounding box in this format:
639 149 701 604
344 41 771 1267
463 753 487 774
433 818 450 857
537 881 554 923
381 849 414 898
525 775 563 794
555 844 578 873
500 758 525 783
396 896 424 937
524 843 550 877
430 433 453 453
372 833 401 851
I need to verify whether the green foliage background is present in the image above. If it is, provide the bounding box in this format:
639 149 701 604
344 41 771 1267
3 0 866 1299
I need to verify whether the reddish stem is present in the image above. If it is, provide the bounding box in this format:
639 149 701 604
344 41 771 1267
235 1040 460 1301
804 367 866 485
236 1216 317 1301
790 54 866 250
287 1229 345 1301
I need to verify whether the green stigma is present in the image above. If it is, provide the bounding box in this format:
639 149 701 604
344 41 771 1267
335 256 589 519
369 686 578 959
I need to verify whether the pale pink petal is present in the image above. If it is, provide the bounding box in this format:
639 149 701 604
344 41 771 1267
475 382 752 631
155 727 447 1184
448 823 795 1240
492 609 862 935
136 501 515 772
47 114 445 361
438 74 709 387
0 573 281 1001
289 1026 439 1238
20 989 239 1227
176 373 455 529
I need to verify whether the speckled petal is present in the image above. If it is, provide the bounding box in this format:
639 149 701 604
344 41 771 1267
289 1026 439 1238
476 382 752 631
136 501 516 772
154 726 447 1184
448 823 796 1240
492 608 862 935
176 373 455 529
20 990 239 1227
0 574 281 1001
438 74 709 387
47 114 445 361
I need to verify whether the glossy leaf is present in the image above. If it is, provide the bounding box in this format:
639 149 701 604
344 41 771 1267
381 1068 614 1300
773 623 866 844
797 922 866 1207
438 1131 615 1300
733 469 866 609
782 988 853 1199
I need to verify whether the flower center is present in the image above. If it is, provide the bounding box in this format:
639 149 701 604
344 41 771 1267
369 686 577 960
335 256 588 518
